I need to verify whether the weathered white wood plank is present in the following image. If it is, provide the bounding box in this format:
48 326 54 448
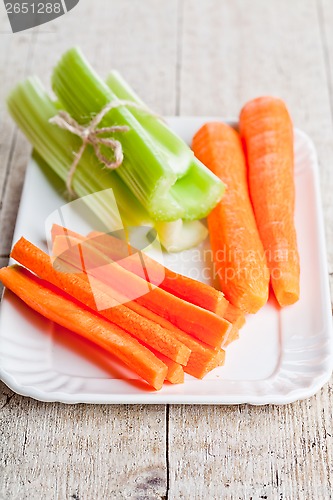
0 130 32 255
168 1 333 498
30 0 178 114
0 30 37 208
0 383 167 499
169 393 333 499
0 1 179 498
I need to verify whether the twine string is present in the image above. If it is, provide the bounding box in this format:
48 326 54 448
49 99 161 196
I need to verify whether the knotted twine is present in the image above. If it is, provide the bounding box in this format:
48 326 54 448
49 99 160 197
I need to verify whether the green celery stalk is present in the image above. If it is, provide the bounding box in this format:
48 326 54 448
7 77 208 251
7 77 150 229
51 47 225 222
106 71 196 170
106 71 210 251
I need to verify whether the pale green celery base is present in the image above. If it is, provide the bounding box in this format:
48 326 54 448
155 219 208 253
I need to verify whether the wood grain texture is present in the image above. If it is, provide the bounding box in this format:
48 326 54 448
0 14 37 251
169 394 333 499
0 387 167 499
0 0 333 499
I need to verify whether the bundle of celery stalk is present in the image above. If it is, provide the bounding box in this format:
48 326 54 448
7 48 224 252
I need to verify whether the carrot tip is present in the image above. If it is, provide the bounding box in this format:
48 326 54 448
276 290 299 307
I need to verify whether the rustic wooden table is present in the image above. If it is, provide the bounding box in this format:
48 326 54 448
1 1 333 498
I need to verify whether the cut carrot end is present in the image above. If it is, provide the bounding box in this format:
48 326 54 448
275 289 299 307
165 362 185 384
185 349 226 379
223 303 246 329
223 327 240 347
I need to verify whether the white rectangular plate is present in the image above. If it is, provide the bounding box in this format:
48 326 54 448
0 117 332 404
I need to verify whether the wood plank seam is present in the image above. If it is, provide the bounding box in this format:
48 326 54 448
0 30 39 254
0 130 18 211
317 0 333 125
0 30 38 196
165 404 170 499
167 2 185 497
175 0 184 116
316 0 333 311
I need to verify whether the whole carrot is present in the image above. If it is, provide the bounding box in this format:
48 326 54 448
239 97 300 307
192 122 269 313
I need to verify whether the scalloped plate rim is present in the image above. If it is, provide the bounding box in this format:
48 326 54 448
0 118 332 405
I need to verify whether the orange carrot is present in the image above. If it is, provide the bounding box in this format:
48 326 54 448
51 224 85 242
52 225 245 323
149 349 184 384
51 224 229 316
0 265 167 390
51 234 232 348
86 229 229 316
162 358 184 384
239 97 300 307
11 237 191 365
224 302 246 330
223 327 240 347
51 225 245 344
192 122 270 313
86 231 247 338
123 299 226 379
221 296 245 346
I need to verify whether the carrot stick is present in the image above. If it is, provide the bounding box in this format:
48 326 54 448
239 97 300 307
192 122 270 313
11 237 191 365
149 349 184 384
219 302 244 347
122 299 226 378
87 231 247 338
224 303 246 329
87 229 229 316
161 358 184 384
51 234 232 348
51 224 229 316
223 327 240 347
12 237 223 377
51 223 86 242
51 225 244 343
0 265 167 391
52 225 245 324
